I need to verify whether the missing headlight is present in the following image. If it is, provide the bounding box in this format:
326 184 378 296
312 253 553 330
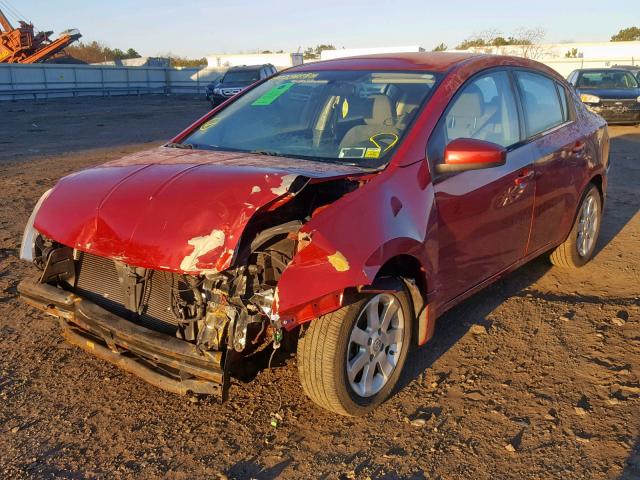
20 188 52 262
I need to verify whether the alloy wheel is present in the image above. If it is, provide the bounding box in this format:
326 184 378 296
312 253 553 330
577 191 599 257
346 293 405 398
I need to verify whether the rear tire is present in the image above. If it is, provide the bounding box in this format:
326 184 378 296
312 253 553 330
549 184 602 268
297 279 412 416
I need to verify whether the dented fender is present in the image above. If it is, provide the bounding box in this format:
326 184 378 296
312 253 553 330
276 160 438 336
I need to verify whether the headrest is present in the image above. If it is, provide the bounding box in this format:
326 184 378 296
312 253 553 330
449 85 483 118
365 95 394 125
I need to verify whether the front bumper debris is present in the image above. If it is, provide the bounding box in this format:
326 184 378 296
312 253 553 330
18 278 229 399
590 105 640 124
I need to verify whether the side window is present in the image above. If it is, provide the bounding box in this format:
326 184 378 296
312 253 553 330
556 83 569 122
444 72 520 148
515 71 564 136
427 71 520 166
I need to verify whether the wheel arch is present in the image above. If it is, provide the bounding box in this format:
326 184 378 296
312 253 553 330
373 254 435 345
375 254 428 294
589 173 604 203
563 173 605 244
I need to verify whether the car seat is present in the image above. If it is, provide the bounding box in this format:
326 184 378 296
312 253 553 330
339 95 399 150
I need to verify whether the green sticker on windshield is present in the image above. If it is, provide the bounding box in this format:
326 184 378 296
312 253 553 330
251 82 294 106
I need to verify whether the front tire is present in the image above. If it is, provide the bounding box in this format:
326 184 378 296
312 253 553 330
297 280 412 416
550 184 602 268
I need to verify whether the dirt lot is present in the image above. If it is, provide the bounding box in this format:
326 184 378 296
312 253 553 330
0 96 638 479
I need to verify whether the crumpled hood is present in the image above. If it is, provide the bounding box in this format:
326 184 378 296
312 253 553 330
34 147 364 274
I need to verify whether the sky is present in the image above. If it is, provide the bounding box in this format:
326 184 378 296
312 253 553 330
3 0 638 58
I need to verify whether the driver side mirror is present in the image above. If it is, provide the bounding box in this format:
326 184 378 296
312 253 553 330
435 138 507 174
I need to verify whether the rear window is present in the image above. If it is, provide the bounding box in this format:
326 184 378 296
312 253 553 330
515 71 564 136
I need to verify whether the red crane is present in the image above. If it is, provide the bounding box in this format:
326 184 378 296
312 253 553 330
0 7 81 63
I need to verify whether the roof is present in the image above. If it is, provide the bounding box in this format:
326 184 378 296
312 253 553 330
227 64 273 71
288 52 565 83
290 52 480 73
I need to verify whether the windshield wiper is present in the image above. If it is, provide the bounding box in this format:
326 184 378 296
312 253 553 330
250 150 281 156
249 150 379 169
165 142 194 149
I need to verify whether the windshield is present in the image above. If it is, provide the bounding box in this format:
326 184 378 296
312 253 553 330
577 70 639 89
222 70 261 83
184 70 439 167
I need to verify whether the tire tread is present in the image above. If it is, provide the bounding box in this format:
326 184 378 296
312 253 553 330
299 307 348 414
298 283 413 416
549 184 601 269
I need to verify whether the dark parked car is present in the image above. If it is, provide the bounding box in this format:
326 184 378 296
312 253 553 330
19 53 608 416
205 64 277 107
568 68 640 124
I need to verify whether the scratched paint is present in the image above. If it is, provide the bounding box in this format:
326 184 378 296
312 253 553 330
180 229 226 272
327 251 350 272
270 174 297 196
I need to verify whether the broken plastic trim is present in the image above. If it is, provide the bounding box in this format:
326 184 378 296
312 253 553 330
20 188 52 261
18 278 230 399
279 290 344 329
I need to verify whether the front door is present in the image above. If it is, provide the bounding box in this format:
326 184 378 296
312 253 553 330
427 70 536 305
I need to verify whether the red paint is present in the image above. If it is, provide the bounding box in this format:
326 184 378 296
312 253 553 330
279 291 344 328
33 53 608 346
34 148 367 274
443 138 507 168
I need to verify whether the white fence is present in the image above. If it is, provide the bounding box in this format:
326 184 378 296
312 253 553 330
0 63 225 101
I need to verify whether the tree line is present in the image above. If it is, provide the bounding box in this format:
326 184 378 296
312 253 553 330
65 41 141 63
610 26 640 42
62 26 639 66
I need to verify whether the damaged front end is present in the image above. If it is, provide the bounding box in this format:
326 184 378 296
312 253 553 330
19 157 366 400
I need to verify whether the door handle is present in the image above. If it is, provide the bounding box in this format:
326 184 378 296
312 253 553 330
514 168 535 186
572 141 586 153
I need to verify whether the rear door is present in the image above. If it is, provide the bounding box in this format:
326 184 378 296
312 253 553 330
428 70 537 304
513 70 582 253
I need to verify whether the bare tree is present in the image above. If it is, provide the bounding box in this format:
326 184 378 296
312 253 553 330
511 28 547 59
456 27 547 59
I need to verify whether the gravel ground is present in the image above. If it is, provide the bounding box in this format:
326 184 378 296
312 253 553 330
0 96 638 479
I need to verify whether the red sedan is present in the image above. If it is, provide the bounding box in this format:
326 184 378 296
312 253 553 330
19 53 608 415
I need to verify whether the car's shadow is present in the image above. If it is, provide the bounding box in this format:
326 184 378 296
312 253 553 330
396 255 552 392
622 436 640 479
225 456 293 480
593 132 640 259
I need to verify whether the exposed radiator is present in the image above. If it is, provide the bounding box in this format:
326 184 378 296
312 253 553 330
74 252 191 334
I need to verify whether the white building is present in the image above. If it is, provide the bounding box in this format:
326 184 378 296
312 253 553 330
320 46 425 61
463 41 640 61
206 52 303 70
458 41 640 77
